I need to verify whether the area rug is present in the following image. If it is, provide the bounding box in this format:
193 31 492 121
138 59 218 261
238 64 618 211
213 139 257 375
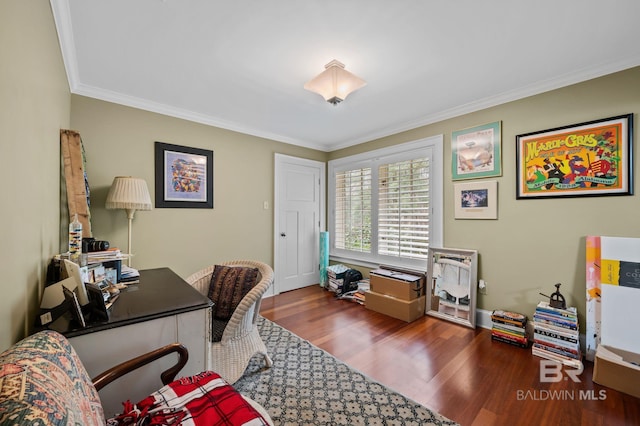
234 317 458 426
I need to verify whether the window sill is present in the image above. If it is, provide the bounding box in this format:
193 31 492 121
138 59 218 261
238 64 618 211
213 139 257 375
329 255 428 275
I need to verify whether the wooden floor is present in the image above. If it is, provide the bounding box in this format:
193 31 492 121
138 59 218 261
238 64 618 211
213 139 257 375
259 285 640 426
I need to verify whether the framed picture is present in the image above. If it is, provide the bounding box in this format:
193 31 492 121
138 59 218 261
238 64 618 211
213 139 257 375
426 247 478 329
452 121 502 180
154 142 213 208
516 114 633 199
454 180 498 219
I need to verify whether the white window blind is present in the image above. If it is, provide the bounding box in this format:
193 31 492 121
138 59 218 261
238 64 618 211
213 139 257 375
378 157 430 260
334 168 372 252
328 136 443 270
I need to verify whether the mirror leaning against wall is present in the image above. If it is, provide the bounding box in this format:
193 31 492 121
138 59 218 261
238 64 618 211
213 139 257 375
426 247 478 329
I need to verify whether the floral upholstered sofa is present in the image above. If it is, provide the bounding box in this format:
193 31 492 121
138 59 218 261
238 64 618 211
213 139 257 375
0 330 105 425
0 330 273 425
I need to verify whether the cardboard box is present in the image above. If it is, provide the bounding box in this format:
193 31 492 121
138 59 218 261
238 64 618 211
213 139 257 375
370 269 424 301
365 290 425 322
593 344 640 398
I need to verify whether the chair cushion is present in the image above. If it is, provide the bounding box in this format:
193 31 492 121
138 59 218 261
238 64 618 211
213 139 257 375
211 318 228 343
107 371 269 426
208 265 259 320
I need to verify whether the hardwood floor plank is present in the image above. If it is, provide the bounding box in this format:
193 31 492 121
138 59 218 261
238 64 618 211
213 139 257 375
260 285 640 426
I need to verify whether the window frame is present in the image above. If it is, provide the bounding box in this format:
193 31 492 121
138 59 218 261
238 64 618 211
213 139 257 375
328 135 443 270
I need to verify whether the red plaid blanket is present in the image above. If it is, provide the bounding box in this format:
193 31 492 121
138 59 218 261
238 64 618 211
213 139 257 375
108 371 269 425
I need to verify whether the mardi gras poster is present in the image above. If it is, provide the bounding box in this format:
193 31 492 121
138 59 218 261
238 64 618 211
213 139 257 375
516 114 632 199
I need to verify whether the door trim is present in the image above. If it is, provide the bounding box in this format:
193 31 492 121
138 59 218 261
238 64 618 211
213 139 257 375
273 154 326 295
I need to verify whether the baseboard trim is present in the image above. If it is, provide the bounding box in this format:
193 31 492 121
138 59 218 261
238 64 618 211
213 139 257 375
476 308 493 330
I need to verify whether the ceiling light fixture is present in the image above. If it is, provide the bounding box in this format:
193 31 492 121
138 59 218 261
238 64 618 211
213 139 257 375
304 59 366 105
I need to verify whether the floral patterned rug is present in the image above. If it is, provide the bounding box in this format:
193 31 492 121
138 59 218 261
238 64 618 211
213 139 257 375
234 318 458 426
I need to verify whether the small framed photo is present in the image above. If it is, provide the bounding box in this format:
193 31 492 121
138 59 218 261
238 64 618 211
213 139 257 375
155 142 213 209
452 121 502 180
516 114 633 199
454 180 498 219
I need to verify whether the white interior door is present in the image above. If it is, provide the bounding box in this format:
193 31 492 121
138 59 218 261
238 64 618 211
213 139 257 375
274 154 325 294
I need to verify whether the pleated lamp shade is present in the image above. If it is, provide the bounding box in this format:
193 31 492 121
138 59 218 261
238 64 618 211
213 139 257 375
105 177 151 266
105 177 152 211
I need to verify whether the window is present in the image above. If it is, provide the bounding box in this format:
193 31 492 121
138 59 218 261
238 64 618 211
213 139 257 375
329 136 443 270
334 168 371 253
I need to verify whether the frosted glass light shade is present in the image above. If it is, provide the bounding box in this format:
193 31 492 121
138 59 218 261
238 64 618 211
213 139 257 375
304 60 366 105
105 176 152 211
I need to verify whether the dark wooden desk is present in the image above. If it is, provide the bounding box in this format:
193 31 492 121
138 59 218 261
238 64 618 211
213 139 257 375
54 267 212 337
61 267 213 416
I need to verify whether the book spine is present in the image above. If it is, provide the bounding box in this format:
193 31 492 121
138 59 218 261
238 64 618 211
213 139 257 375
492 330 528 345
533 326 579 343
532 316 578 331
493 325 526 338
533 335 580 353
532 347 583 369
533 342 581 359
535 307 577 319
532 320 579 336
533 333 579 351
491 316 526 327
536 302 578 316
491 321 526 334
491 334 528 348
533 312 578 326
491 311 527 323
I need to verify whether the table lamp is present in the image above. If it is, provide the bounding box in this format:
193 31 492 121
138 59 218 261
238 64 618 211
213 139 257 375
105 176 152 266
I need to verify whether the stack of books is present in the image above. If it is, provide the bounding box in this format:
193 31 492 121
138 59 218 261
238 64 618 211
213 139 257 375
326 264 348 293
531 301 582 368
491 310 528 348
86 247 126 264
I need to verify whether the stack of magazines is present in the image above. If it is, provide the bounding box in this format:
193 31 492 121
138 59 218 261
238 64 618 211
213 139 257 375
326 264 348 293
532 301 582 369
119 264 140 284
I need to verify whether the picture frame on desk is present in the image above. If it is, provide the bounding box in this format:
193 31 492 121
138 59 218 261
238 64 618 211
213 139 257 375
85 283 109 321
62 286 86 328
154 141 214 209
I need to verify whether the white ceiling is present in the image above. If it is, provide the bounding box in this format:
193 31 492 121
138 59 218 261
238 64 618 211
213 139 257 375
51 0 640 152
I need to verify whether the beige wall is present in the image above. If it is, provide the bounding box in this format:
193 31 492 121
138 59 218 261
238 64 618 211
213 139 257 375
331 67 640 325
70 96 327 280
2 1 638 350
0 0 70 350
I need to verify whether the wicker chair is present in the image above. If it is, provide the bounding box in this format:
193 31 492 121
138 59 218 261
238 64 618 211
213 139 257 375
186 260 274 384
